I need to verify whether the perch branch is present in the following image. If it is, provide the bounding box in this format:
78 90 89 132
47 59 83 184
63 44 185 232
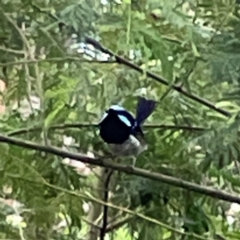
0 134 240 204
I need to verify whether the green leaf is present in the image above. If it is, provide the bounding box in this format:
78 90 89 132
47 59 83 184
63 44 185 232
44 102 65 128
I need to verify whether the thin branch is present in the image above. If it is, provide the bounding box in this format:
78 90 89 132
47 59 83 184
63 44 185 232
105 210 159 233
31 3 60 22
106 216 134 233
0 57 115 67
85 37 231 118
3 13 31 51
46 181 213 240
0 46 25 55
100 169 114 240
7 172 211 240
106 209 157 233
7 123 207 136
0 134 240 204
3 173 103 230
81 218 102 230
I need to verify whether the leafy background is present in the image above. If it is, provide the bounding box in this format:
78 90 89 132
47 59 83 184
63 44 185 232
1 0 240 239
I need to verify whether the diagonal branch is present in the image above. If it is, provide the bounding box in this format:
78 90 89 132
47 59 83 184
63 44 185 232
44 180 211 240
85 37 231 118
0 134 240 204
7 123 207 136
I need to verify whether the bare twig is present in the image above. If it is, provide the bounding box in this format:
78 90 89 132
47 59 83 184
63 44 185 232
85 37 231 117
81 218 102 230
6 172 212 240
31 3 60 22
0 46 25 55
0 57 114 67
106 216 134 233
100 169 114 240
1 134 240 204
7 123 207 136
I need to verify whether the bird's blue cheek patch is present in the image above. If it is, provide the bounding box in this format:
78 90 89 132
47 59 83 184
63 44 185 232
110 105 126 111
117 115 132 127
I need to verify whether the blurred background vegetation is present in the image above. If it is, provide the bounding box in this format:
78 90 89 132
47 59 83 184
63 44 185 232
1 0 240 239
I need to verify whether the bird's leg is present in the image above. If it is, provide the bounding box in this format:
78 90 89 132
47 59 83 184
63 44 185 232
130 156 137 167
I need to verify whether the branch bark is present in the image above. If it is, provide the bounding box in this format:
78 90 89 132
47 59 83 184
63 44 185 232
85 37 231 118
100 169 113 240
7 123 206 136
0 134 240 204
87 168 105 240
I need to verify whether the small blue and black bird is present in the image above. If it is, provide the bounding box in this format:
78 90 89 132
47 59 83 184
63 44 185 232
99 97 157 166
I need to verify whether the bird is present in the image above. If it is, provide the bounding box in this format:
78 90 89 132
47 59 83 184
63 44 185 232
98 97 157 166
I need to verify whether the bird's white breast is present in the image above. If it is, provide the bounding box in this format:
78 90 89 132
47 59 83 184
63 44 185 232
109 135 147 157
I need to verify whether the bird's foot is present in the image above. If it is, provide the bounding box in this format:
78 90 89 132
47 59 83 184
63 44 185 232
125 158 136 171
131 158 136 167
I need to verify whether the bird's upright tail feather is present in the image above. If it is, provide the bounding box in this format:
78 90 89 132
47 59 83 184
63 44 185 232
135 97 157 125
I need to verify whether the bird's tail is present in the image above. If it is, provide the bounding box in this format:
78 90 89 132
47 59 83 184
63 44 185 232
135 97 157 125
